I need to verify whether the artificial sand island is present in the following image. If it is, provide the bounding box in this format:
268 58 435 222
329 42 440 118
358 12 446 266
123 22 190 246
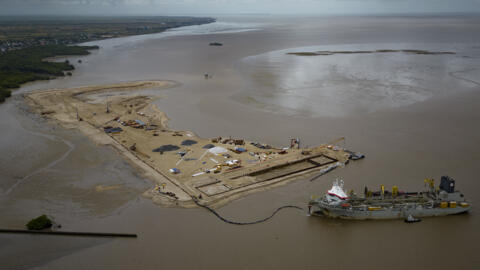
25 80 363 208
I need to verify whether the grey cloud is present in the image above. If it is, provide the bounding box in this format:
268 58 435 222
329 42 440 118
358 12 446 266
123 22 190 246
1 0 479 15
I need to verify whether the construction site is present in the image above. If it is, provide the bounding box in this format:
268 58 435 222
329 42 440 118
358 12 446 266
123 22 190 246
25 80 364 208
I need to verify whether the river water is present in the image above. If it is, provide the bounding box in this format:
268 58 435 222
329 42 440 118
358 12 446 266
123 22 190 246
1 15 480 270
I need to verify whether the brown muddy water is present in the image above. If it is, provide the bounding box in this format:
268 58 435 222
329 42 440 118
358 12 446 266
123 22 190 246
1 15 480 270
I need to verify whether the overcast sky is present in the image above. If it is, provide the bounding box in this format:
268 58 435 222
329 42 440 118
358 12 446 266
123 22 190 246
1 0 480 15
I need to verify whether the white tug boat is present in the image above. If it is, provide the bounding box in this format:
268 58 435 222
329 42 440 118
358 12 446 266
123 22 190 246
308 176 470 220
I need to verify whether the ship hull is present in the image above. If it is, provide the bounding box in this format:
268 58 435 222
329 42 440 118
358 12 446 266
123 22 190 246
311 204 471 220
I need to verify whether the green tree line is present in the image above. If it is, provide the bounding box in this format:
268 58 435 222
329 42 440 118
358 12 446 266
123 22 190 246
0 45 98 102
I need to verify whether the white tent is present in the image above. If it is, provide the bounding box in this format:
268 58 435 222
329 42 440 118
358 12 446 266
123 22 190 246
208 146 228 155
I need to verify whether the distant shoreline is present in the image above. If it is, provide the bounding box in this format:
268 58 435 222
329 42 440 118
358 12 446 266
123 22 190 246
0 16 216 52
0 16 216 103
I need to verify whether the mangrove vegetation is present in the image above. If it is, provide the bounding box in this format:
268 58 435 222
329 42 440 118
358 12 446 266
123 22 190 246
0 44 98 102
26 215 53 230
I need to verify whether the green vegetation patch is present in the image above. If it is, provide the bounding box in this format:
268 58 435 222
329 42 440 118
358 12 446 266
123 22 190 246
0 44 98 103
0 16 215 46
26 214 53 230
0 16 215 104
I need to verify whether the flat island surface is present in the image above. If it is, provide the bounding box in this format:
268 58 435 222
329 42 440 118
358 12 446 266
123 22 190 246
26 80 356 208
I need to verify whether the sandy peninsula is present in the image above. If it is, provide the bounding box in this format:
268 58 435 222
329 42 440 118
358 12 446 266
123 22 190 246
25 80 360 208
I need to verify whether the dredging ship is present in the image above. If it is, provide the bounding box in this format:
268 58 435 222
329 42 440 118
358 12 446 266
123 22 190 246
308 176 470 220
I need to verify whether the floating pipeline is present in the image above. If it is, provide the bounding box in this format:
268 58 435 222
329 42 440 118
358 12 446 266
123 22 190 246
192 197 303 225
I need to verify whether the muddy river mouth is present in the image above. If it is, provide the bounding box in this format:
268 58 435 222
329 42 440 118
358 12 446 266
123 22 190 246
1 15 479 270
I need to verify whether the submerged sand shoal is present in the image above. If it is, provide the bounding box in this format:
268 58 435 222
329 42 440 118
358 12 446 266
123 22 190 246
25 80 357 208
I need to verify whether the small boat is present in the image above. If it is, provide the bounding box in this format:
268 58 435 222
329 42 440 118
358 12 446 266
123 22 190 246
404 215 421 223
